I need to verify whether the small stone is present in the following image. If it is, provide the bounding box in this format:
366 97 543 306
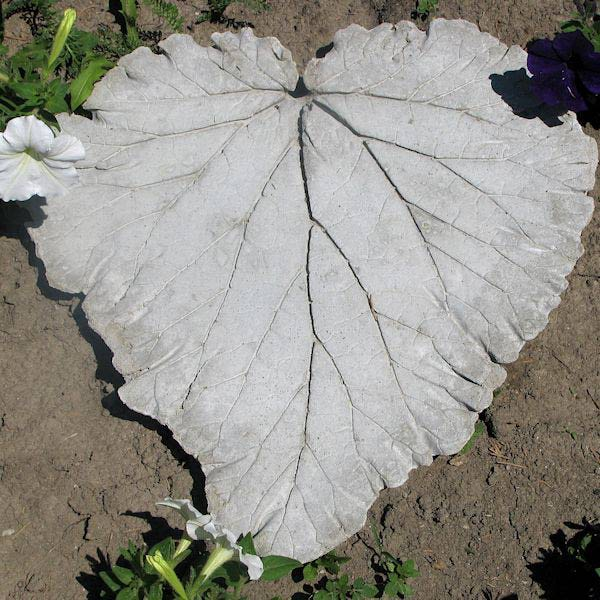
449 454 467 466
487 466 500 486
417 495 433 511
432 507 449 524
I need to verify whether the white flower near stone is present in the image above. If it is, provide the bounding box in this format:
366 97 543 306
157 498 264 581
0 115 85 202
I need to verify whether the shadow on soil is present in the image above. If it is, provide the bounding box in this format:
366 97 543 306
528 521 600 600
1 201 209 598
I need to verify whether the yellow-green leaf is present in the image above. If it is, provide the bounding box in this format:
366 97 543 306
69 57 112 111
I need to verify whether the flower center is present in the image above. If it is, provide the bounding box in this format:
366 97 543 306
23 147 43 161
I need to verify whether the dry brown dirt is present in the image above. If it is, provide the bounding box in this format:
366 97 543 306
1 1 599 599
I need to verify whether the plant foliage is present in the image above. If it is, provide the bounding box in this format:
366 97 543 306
196 0 270 24
99 535 419 600
0 4 111 128
142 0 183 32
566 522 600 582
561 0 600 50
459 421 486 455
413 0 439 19
0 0 188 129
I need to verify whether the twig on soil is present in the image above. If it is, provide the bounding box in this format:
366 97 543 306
8 522 30 539
551 351 572 372
3 34 28 42
488 440 527 469
495 460 527 469
537 479 554 490
586 389 600 411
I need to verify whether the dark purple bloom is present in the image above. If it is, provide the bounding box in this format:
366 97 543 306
527 30 600 112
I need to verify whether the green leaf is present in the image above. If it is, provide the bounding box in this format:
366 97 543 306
319 552 350 575
459 421 486 455
142 0 183 31
396 581 414 597
384 580 397 596
353 578 378 598
171 548 191 569
69 56 112 110
99 570 123 592
116 587 139 600
302 563 319 582
119 541 138 563
415 0 438 16
44 79 69 113
561 19 583 32
362 584 378 597
112 565 135 586
260 555 302 581
210 560 246 587
145 538 175 574
10 81 42 101
149 538 175 559
238 532 257 555
147 583 164 600
397 559 420 578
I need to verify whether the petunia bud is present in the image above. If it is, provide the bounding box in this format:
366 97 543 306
146 550 190 600
45 9 77 76
198 544 235 581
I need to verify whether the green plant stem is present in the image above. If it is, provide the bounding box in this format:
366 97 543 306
120 0 140 47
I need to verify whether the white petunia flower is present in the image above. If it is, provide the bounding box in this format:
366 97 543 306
157 497 264 581
0 115 85 202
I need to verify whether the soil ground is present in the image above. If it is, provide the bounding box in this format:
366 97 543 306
1 1 599 599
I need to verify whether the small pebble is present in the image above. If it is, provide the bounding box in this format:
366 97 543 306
449 454 467 466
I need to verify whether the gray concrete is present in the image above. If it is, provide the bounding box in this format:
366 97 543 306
30 20 597 561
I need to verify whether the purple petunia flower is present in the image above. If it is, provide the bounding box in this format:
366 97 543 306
527 30 600 112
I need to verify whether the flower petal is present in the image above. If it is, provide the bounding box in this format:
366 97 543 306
530 69 588 112
47 134 86 162
3 115 54 154
156 497 205 522
579 67 600 94
239 551 263 580
221 528 239 549
552 30 587 62
569 28 596 60
185 517 216 540
527 52 565 78
0 154 74 201
0 136 19 157
0 155 33 201
527 38 562 65
576 41 600 95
